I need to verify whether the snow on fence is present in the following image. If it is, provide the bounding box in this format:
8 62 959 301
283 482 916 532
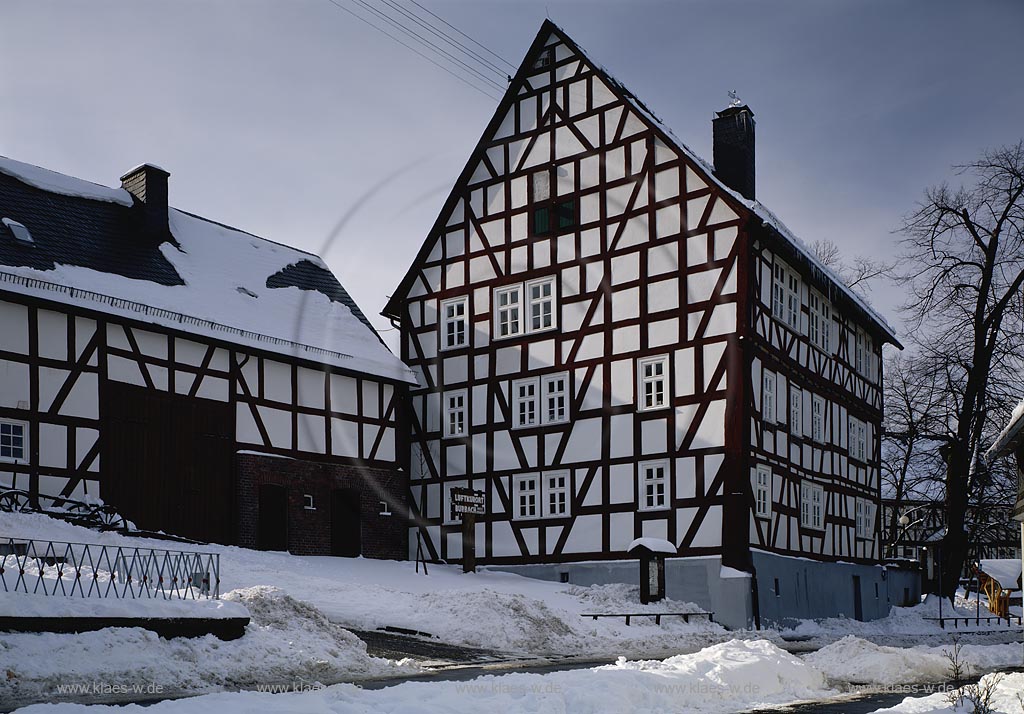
0 536 220 600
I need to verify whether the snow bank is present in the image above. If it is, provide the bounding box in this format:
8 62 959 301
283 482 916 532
0 586 410 709
783 594 1022 639
868 672 1024 713
0 591 247 619
804 635 1024 685
10 639 835 714
0 512 726 657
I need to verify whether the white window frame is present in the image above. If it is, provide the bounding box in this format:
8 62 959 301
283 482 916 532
513 473 539 520
442 390 467 439
526 277 557 333
811 394 825 443
545 471 570 518
512 378 539 429
809 290 832 353
637 355 670 412
541 373 569 425
800 481 824 530
762 370 776 423
755 465 772 519
512 372 570 429
440 296 469 350
849 416 867 462
772 259 801 330
0 419 28 463
789 385 802 436
638 460 669 511
856 498 876 539
493 278 557 339
494 284 523 338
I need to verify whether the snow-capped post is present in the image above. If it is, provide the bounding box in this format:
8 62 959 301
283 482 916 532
627 537 675 604
450 487 485 573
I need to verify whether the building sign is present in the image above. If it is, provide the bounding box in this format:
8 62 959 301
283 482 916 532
450 487 486 520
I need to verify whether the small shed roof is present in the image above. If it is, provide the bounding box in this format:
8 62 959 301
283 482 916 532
627 537 677 555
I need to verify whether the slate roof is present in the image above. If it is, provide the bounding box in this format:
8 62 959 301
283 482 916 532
0 155 414 383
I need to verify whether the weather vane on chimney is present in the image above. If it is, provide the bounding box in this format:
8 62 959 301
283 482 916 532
727 90 743 108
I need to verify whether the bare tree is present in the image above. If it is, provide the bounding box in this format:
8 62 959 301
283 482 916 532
897 140 1024 598
811 238 890 292
881 352 947 543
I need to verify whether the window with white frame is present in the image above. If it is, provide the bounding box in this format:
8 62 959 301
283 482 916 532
763 370 776 423
0 421 26 461
545 471 569 517
772 260 801 329
512 378 538 428
789 386 802 435
514 473 539 519
855 497 876 539
811 394 825 443
495 285 522 338
809 291 831 353
849 416 867 461
854 328 877 382
513 471 570 519
443 391 467 438
512 373 569 428
639 461 668 511
527 278 556 332
800 481 824 529
542 373 568 424
637 355 670 411
755 465 772 519
440 296 469 350
494 278 557 338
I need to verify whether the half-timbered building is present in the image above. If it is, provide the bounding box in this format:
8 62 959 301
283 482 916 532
384 20 907 627
0 156 416 557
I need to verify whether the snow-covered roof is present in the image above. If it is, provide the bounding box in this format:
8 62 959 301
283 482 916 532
627 537 677 555
987 398 1024 459
0 155 416 384
979 559 1022 591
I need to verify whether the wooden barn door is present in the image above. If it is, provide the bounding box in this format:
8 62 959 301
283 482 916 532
331 489 361 557
102 381 233 543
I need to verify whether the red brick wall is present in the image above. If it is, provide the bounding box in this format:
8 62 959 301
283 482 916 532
235 453 408 559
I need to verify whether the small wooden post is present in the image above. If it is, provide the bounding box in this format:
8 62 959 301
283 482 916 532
462 513 476 573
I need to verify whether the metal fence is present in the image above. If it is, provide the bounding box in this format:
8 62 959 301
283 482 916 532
0 536 220 600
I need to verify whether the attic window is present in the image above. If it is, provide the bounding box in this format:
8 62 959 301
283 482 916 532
533 48 554 69
2 218 34 245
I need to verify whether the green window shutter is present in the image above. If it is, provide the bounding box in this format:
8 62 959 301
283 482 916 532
533 206 550 235
557 200 575 229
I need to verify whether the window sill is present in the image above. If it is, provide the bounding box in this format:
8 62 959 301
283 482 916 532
491 325 560 343
636 404 671 414
638 505 670 513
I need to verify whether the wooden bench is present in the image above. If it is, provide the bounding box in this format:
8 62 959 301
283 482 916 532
923 615 1023 629
581 612 714 626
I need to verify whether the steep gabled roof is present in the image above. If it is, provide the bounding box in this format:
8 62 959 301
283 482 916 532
0 155 415 384
383 20 901 348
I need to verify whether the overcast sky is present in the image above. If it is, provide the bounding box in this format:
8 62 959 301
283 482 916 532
2 0 1022 352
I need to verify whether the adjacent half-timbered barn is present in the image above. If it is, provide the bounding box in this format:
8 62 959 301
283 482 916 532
0 157 416 557
383 21 904 627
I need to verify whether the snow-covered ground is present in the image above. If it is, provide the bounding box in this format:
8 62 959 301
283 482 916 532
805 635 1023 685
0 586 412 708
4 510 1024 713
0 512 729 657
11 639 836 714
870 672 1024 713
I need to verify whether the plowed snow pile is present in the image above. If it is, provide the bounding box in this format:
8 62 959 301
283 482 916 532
869 672 1024 713
0 586 410 708
804 635 1023 685
10 639 835 714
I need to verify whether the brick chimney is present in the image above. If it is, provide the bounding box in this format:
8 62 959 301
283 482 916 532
120 163 170 239
712 105 755 201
